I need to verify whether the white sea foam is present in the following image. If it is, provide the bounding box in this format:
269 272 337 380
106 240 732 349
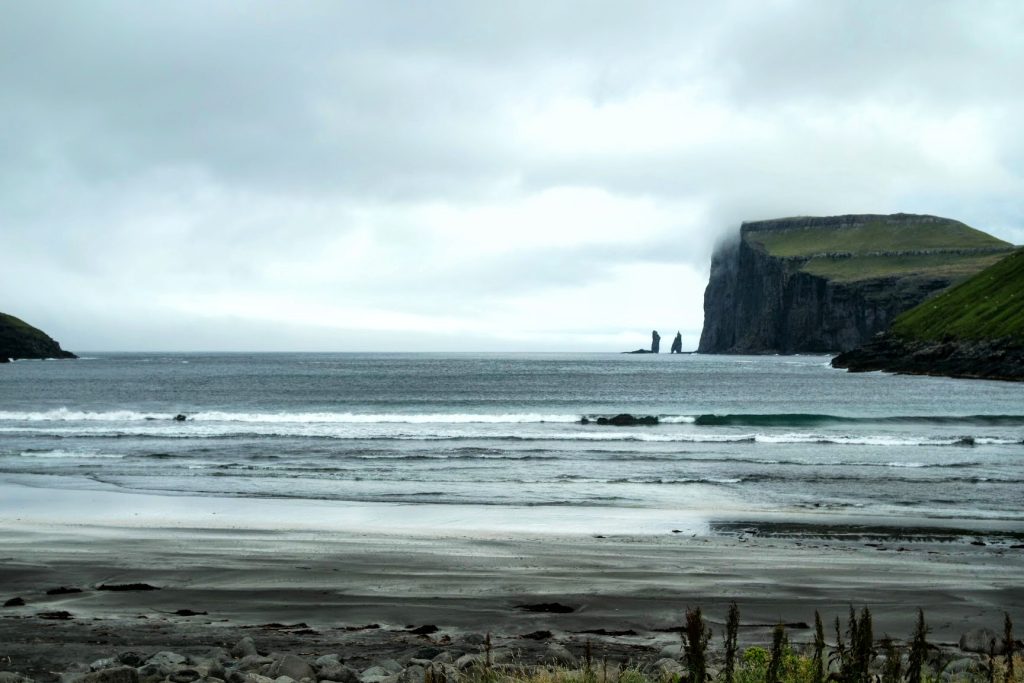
0 409 583 424
14 450 124 459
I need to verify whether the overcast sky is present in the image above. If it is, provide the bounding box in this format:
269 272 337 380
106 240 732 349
3 1 1023 352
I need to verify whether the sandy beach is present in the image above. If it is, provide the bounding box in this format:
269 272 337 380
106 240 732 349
3 477 1022 678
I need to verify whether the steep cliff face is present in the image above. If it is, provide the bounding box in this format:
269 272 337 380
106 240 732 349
698 214 1014 354
0 312 77 361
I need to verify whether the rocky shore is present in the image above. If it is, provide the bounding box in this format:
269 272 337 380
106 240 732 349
0 617 1017 683
831 335 1024 382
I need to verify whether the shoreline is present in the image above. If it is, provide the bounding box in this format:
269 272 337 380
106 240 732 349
3 478 1022 672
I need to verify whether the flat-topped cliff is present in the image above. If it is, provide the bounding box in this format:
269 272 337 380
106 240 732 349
0 312 77 361
698 213 1014 354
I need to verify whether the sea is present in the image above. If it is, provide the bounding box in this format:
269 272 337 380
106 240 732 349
1 352 1023 535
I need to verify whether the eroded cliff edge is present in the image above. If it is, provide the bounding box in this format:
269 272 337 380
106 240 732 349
0 312 77 361
698 213 1014 354
832 247 1024 381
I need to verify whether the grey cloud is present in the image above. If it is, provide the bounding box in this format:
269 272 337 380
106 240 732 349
2 1 1022 351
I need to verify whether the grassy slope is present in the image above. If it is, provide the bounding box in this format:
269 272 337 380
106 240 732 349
890 247 1024 342
0 312 69 355
801 252 1008 282
0 312 50 339
745 217 1012 282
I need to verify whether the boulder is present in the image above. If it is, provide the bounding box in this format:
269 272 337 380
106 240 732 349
453 655 478 672
655 659 684 677
117 653 146 668
146 652 188 673
234 656 274 673
167 671 201 683
81 668 140 683
316 663 357 683
357 667 394 683
3 597 25 607
959 627 1005 654
374 661 402 676
396 666 425 683
0 674 34 683
267 656 314 683
232 637 259 659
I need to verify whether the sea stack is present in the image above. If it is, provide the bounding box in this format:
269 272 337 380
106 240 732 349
670 332 682 354
651 330 660 353
698 214 1014 354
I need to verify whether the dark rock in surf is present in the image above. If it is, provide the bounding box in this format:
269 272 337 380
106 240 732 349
595 414 658 426
408 624 439 635
97 583 160 592
46 586 83 595
520 630 553 640
38 610 74 620
516 602 575 613
3 597 25 607
173 414 187 422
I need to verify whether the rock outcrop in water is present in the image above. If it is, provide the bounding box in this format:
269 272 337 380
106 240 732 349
698 214 1014 354
0 312 76 361
650 330 660 353
670 332 683 354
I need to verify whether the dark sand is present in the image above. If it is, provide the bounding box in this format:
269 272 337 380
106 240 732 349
2 479 1023 677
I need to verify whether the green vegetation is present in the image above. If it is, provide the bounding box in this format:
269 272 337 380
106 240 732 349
449 607 1021 683
891 248 1024 342
746 218 1009 258
724 603 740 683
0 312 45 336
801 252 1009 283
683 607 712 683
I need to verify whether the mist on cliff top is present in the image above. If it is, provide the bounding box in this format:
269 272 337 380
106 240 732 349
3 2 1023 352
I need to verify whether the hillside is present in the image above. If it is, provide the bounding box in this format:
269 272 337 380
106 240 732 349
889 247 1024 342
833 248 1024 381
698 213 1014 354
0 312 77 361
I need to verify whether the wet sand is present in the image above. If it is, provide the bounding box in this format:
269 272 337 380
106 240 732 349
2 477 1023 675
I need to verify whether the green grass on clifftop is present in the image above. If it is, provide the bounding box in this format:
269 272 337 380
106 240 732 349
747 217 1009 257
0 312 55 346
891 248 1024 342
745 216 1012 283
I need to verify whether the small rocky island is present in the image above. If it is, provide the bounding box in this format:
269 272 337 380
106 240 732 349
833 247 1024 381
698 214 1014 354
0 312 77 362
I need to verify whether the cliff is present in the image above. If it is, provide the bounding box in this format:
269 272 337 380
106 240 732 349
832 247 1024 381
698 213 1014 354
0 312 77 361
